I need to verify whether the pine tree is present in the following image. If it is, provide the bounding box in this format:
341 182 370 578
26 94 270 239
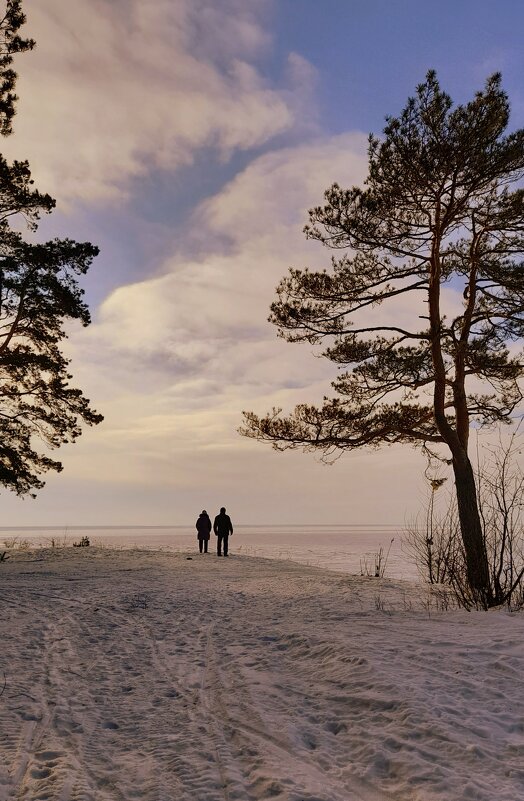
242 72 524 607
0 1 102 496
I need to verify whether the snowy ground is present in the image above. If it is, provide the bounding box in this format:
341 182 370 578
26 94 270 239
1 547 523 801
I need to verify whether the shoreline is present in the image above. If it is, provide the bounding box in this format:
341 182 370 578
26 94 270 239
1 523 417 582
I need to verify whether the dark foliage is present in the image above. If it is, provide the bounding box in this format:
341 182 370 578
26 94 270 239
0 1 102 497
0 1 34 136
242 72 524 606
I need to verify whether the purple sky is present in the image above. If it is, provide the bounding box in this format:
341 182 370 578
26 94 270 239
2 0 524 526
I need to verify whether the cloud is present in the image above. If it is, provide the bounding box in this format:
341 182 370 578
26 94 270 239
60 134 369 481
2 0 302 202
80 132 368 365
0 1 436 525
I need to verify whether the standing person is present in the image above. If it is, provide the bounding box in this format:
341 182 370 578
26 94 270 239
196 510 212 553
213 507 233 557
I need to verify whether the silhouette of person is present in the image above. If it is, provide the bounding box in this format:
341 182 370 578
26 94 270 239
213 506 233 557
196 510 212 553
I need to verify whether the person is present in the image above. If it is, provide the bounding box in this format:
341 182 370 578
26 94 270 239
195 510 212 553
213 506 233 557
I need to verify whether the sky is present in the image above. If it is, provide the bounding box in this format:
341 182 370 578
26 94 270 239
2 0 524 527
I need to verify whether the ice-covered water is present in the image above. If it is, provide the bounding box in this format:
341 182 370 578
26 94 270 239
0 524 420 580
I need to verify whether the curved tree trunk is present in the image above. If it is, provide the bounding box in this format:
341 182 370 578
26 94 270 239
428 226 493 606
452 449 492 606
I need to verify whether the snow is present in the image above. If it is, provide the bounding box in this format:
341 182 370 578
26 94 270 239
1 546 523 800
0 525 415 581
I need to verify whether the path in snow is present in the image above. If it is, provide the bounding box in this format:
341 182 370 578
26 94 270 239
1 547 523 801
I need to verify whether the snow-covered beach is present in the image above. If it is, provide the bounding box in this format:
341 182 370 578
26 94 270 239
1 546 524 801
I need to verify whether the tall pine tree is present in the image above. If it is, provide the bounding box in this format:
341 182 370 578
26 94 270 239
242 73 524 607
0 1 102 496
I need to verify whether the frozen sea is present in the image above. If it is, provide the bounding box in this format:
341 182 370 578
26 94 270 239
0 523 420 581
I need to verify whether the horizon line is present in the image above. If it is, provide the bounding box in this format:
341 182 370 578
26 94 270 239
0 523 404 531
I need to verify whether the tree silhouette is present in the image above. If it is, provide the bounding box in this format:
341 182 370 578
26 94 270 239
242 72 524 607
0 1 102 496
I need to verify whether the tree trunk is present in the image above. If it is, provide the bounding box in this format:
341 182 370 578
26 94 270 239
452 449 492 606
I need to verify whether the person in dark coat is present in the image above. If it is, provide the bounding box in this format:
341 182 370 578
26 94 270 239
196 510 212 553
213 506 233 557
